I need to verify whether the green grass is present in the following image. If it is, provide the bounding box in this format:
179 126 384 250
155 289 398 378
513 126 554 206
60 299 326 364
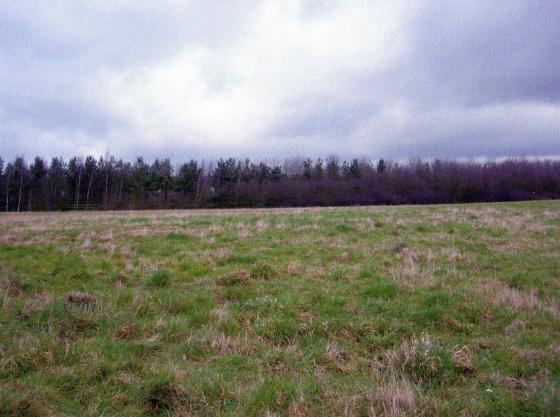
0 201 559 416
146 270 172 288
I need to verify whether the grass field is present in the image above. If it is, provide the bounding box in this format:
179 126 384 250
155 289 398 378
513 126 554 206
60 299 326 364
1 201 559 416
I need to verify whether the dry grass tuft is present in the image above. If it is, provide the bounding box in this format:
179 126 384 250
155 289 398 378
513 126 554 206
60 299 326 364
324 341 357 373
0 387 45 417
512 346 542 363
217 270 251 286
369 375 416 417
543 296 560 320
19 293 53 319
64 291 95 308
210 333 254 355
477 280 559 317
186 331 254 356
80 238 92 250
338 252 351 262
114 323 138 340
237 223 253 239
451 345 475 374
288 397 313 417
116 371 137 386
505 319 526 337
287 261 301 277
390 247 436 287
0 271 23 297
256 219 269 232
441 247 461 261
209 303 231 325
381 333 445 384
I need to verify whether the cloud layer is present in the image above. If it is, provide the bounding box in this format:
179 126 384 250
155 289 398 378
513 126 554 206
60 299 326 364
1 0 559 161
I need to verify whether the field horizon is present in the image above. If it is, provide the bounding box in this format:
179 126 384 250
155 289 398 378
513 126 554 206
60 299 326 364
1 200 559 416
1 198 556 220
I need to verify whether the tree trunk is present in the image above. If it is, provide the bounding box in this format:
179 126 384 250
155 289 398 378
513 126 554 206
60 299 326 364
118 176 123 205
5 177 9 212
17 174 23 212
86 175 93 210
236 167 243 207
52 183 57 212
75 169 82 209
104 173 109 210
195 174 202 208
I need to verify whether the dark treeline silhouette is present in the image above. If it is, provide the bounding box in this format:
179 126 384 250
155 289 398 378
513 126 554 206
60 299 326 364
0 155 559 211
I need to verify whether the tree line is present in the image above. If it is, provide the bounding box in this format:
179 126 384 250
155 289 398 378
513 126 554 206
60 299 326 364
0 155 559 211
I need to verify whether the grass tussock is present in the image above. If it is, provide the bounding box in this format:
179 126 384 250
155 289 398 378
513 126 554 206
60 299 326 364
140 377 178 416
383 334 456 385
146 270 171 288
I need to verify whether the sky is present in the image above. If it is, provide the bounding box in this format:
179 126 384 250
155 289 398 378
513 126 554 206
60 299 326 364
1 0 559 162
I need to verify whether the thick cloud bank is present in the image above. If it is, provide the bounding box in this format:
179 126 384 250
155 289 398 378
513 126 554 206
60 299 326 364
1 0 559 160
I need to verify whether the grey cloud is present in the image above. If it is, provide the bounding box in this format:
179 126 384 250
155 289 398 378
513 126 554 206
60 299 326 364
267 1 560 158
407 1 560 105
1 1 559 161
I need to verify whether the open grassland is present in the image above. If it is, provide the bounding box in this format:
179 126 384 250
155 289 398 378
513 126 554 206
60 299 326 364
1 201 559 416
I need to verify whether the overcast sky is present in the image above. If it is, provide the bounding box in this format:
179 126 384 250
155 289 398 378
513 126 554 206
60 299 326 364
1 0 559 162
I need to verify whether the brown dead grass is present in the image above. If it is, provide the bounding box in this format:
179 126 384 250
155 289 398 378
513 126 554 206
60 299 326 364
0 271 23 297
210 333 254 355
209 303 231 325
114 323 138 340
256 219 269 232
287 397 313 417
379 333 448 384
216 270 251 286
323 341 358 373
368 375 416 417
389 247 436 288
451 345 476 374
478 280 559 319
19 293 53 319
287 261 301 277
505 319 526 337
64 291 95 308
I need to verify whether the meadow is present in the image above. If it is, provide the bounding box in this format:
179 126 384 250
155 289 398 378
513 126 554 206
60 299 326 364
0 201 559 416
